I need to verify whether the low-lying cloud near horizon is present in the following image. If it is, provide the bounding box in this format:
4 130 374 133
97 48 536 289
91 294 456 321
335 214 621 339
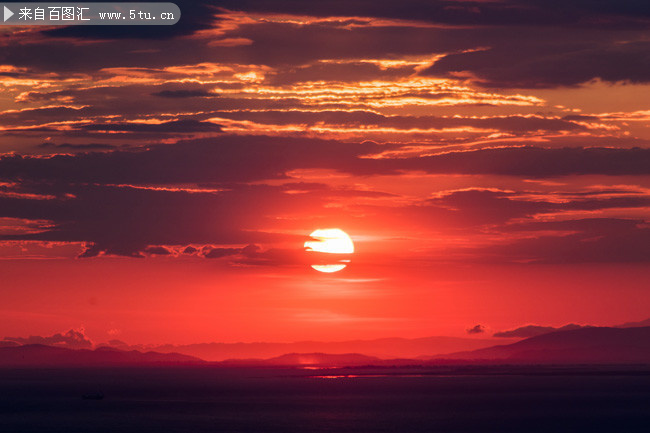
1 329 93 350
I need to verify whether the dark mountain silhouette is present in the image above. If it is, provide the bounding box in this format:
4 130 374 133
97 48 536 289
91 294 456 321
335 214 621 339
434 327 650 363
3 326 649 368
220 352 384 367
217 327 650 366
616 318 650 328
491 318 650 339
121 336 499 361
0 344 204 367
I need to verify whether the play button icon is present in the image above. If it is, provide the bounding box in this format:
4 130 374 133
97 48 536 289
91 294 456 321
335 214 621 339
4 5 14 22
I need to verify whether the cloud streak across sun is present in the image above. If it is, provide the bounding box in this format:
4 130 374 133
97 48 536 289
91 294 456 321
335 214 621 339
305 228 354 272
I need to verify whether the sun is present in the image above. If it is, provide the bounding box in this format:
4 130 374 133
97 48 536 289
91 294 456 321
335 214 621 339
304 228 354 273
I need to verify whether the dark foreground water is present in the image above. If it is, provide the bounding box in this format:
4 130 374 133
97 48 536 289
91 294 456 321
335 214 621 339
1 367 649 433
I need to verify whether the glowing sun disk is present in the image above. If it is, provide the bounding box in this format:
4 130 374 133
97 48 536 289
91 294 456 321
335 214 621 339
304 228 354 273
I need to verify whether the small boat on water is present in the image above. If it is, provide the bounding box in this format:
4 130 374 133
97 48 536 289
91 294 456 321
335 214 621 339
82 392 104 400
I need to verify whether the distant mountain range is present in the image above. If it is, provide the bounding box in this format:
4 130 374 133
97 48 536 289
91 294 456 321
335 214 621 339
105 318 650 361
109 336 501 361
434 326 650 364
0 345 203 367
616 318 650 328
219 352 386 367
2 326 649 367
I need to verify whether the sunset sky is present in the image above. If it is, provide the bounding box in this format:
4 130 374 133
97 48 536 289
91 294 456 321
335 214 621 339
1 0 649 347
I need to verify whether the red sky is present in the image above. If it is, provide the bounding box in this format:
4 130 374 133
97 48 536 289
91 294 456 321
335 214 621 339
0 1 649 348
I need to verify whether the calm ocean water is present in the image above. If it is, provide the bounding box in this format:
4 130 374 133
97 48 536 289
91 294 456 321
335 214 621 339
0 367 648 432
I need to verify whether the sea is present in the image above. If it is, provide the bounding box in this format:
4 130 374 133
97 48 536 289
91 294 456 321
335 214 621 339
0 366 649 432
